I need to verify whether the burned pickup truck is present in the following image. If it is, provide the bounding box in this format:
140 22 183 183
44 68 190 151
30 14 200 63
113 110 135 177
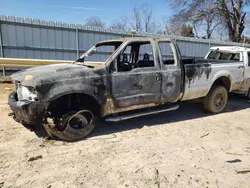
9 37 250 141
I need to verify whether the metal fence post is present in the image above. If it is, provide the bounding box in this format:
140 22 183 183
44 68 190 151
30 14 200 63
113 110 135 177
0 21 5 76
76 28 79 58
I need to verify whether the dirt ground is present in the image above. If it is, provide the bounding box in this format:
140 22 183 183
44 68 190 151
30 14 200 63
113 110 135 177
0 84 250 188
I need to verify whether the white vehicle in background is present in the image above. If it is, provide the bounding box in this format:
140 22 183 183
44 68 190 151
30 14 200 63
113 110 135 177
205 46 250 99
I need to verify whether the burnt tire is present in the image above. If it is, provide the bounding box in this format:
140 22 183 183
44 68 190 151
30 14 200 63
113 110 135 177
204 85 228 113
44 110 97 141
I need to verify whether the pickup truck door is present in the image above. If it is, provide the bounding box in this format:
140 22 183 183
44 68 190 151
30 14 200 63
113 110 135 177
110 40 162 108
157 40 183 103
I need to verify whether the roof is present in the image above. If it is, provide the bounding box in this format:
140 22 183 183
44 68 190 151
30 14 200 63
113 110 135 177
95 37 173 46
210 46 250 52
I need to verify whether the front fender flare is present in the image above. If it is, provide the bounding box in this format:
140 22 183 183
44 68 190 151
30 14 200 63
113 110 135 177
39 83 103 105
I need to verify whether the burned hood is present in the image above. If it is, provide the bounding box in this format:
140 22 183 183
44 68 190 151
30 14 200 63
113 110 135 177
11 63 105 87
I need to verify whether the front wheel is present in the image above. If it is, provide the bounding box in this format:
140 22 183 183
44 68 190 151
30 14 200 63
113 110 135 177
204 85 228 113
44 109 97 141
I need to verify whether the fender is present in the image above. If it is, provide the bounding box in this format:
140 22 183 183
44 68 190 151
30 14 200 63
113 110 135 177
211 70 233 92
38 82 106 105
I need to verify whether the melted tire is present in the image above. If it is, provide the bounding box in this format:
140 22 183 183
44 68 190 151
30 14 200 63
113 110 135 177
44 110 96 141
204 85 228 113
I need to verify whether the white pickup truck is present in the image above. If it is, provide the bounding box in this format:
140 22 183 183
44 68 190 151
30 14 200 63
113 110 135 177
205 46 250 99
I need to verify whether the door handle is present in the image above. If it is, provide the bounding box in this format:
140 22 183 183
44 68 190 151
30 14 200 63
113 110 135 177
156 73 161 82
166 82 173 87
238 65 244 69
132 83 142 90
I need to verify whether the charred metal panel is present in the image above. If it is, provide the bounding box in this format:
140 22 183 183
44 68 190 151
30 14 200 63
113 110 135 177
185 63 212 87
11 63 108 105
182 61 245 101
161 68 182 103
111 67 161 108
182 63 212 100
183 63 211 100
157 40 183 103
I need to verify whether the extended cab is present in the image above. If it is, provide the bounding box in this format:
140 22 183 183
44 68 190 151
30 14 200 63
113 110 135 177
8 37 250 141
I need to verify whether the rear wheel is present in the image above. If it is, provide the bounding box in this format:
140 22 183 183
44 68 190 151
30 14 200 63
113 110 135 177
204 85 228 113
44 109 97 141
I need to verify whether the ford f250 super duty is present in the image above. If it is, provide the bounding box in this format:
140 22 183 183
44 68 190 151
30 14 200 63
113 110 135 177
8 37 250 141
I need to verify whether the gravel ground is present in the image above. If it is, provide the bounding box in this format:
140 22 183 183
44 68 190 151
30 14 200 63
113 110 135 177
0 84 250 188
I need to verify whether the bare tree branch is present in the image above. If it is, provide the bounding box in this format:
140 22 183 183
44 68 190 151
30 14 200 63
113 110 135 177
131 4 156 33
131 5 142 32
110 16 128 31
86 16 105 28
167 0 249 41
141 4 155 33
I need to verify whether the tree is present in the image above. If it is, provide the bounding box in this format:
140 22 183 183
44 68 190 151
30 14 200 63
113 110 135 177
131 4 156 33
159 15 171 35
168 1 221 39
217 0 248 42
110 16 128 31
131 5 142 32
243 17 250 37
240 36 250 43
159 15 183 36
167 0 250 42
86 16 105 28
191 4 222 39
158 15 195 37
180 24 195 37
141 4 156 33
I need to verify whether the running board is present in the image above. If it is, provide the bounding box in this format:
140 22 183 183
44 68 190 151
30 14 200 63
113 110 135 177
105 104 179 122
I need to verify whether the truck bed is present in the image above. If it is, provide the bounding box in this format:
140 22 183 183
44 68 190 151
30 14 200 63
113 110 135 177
181 58 244 101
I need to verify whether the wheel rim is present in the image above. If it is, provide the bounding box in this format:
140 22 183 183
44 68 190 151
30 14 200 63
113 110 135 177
45 110 95 141
67 114 88 129
214 92 225 109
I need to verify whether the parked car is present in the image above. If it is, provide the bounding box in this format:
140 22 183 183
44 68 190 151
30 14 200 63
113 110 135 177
8 37 250 141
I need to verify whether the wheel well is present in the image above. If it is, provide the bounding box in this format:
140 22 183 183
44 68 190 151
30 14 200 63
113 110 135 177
213 76 231 91
47 93 100 117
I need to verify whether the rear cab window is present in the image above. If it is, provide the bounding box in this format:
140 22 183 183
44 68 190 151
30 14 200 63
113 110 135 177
206 50 241 61
158 41 176 66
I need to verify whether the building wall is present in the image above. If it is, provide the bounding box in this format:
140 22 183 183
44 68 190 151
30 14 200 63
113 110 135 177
0 15 250 61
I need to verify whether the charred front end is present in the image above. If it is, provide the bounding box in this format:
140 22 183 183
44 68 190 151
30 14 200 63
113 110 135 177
8 87 48 125
8 63 106 128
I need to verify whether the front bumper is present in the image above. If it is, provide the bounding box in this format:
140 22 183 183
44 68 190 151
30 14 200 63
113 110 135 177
8 92 47 125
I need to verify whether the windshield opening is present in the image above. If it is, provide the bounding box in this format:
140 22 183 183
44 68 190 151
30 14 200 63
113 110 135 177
206 50 240 61
76 41 122 63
